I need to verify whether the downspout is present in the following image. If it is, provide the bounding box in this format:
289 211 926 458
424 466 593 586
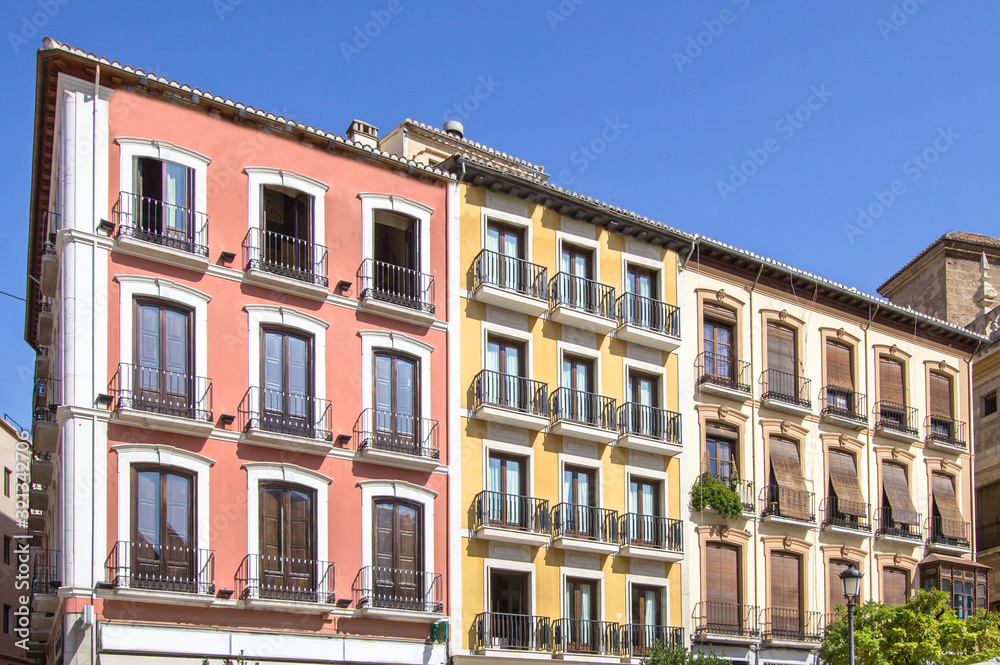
747 262 763 635
861 304 878 602
680 235 698 272
90 62 100 665
966 340 981 558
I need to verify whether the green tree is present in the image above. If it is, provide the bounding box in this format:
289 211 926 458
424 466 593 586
820 590 1000 665
641 640 729 665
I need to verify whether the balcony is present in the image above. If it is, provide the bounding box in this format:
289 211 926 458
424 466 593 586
552 619 621 657
874 401 920 442
549 387 617 444
238 387 333 454
109 364 213 436
760 369 812 416
472 491 550 547
695 352 751 401
618 513 683 562
242 228 329 300
30 549 60 614
357 258 435 325
235 554 337 614
472 612 551 652
35 346 51 377
548 272 616 335
820 386 868 430
471 249 548 317
39 212 59 297
472 370 549 430
550 503 619 554
31 453 53 487
977 523 1000 554
615 294 681 352
875 507 923 544
760 608 825 646
31 377 60 453
353 566 443 621
927 516 971 553
820 497 871 535
692 602 760 643
621 624 684 658
925 416 967 453
616 403 682 456
105 541 215 605
691 475 756 517
112 192 210 271
760 485 815 525
353 408 440 471
37 297 54 346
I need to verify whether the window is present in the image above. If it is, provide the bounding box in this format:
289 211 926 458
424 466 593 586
986 391 998 417
929 373 955 438
373 499 424 609
827 450 867 525
703 304 736 380
486 335 526 409
563 466 597 538
2 605 9 635
489 570 532 647
766 437 810 520
487 453 528 528
373 351 420 454
623 264 659 328
828 559 852 612
261 328 313 435
372 209 420 300
930 473 966 543
623 371 663 438
134 301 193 416
260 483 316 599
2 536 9 565
883 567 909 607
881 462 920 532
3 468 9 497
629 584 663 653
559 244 595 311
485 221 526 291
878 356 906 423
261 185 314 276
561 354 596 423
134 157 195 245
705 423 738 482
825 340 855 411
765 322 798 399
565 577 599 651
769 551 802 634
626 477 661 546
921 564 986 617
705 542 740 629
132 466 195 591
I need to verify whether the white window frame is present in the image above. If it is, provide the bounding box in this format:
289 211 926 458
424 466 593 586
245 167 329 249
557 341 603 392
481 207 533 263
484 439 535 497
481 322 534 378
358 480 437 575
242 462 332 562
558 453 604 508
624 465 670 518
484 558 536 615
359 193 434 277
625 574 671 626
560 567 605 623
115 137 211 218
620 252 665 300
244 304 328 403
622 357 667 406
555 231 602 282
358 330 434 421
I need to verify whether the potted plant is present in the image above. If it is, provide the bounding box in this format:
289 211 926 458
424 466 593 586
690 473 743 519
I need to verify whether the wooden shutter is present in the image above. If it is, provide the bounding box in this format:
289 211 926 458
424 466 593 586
932 474 966 540
929 373 953 418
706 543 739 606
703 302 737 323
287 488 314 593
770 552 801 611
826 341 854 389
882 463 919 525
882 567 908 606
260 485 283 592
769 438 810 520
766 322 796 375
163 473 193 585
829 560 851 612
879 357 905 405
828 451 867 517
133 469 161 583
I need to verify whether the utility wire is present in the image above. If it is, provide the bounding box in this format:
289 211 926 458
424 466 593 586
0 289 25 302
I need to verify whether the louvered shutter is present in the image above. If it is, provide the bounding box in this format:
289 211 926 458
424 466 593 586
930 373 953 418
163 473 193 588
770 552 801 635
826 341 854 389
879 357 905 405
703 302 737 323
260 486 283 594
829 559 851 612
769 438 810 520
767 322 796 375
932 473 966 540
883 567 908 606
881 463 920 525
706 543 739 629
828 451 867 517
287 488 314 595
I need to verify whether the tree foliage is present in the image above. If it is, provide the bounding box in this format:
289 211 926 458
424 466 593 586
641 641 730 665
820 590 1000 665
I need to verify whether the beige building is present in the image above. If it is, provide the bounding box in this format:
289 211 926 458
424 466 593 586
0 417 29 665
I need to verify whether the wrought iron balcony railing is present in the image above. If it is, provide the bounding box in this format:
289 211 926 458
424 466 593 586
927 515 970 549
473 249 547 301
473 491 549 535
617 403 681 445
238 387 333 442
761 608 825 642
760 369 811 409
243 227 328 286
619 513 683 552
549 272 615 320
32 377 60 422
109 363 213 421
113 191 209 257
550 387 616 431
925 416 966 449
820 386 868 424
616 293 680 339
551 503 618 544
353 566 442 613
760 484 815 522
696 352 751 394
31 549 60 596
41 211 59 255
235 553 334 603
874 506 923 541
621 624 684 657
692 602 760 639
353 408 439 461
820 497 871 532
106 541 214 595
358 258 434 314
473 370 548 417
472 612 551 652
552 618 620 656
875 401 919 437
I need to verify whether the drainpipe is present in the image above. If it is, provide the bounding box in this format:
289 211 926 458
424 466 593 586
747 263 763 632
680 236 698 272
861 304 878 601
966 342 980 559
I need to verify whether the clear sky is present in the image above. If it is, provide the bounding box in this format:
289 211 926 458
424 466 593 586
1 1 997 426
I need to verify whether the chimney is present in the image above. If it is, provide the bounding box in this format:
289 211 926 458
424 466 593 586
346 120 379 148
443 120 464 139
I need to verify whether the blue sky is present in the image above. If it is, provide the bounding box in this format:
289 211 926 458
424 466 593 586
1 1 997 426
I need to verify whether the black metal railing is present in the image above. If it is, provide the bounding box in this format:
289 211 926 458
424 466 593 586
925 416 966 449
473 491 549 535
549 272 615 320
106 541 214 595
761 608 825 642
353 408 439 461
617 403 681 445
472 612 551 652
978 523 1000 552
928 516 970 548
473 370 548 417
696 352 751 394
552 618 620 655
31 549 60 596
820 497 871 532
875 401 919 437
109 363 213 422
243 227 328 287
621 624 684 657
238 387 333 442
760 369 811 409
616 293 680 339
875 507 923 541
235 554 334 603
694 475 756 514
32 377 60 422
353 566 442 613
550 387 616 431
551 503 618 543
41 211 59 256
619 514 683 552
358 258 434 314
760 485 815 522
820 386 867 424
114 191 209 257
473 249 547 301
693 602 759 638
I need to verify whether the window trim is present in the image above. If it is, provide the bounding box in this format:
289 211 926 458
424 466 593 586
481 322 534 379
482 206 533 264
245 305 328 404
560 567 605 623
484 558 536 616
359 193 434 279
245 167 328 250
761 535 812 613
558 453 603 508
358 480 437 576
557 341 602 393
555 230 602 283
115 137 210 219
243 462 331 563
818 327 862 392
484 439 536 499
626 575 670 627
358 330 433 422
624 465 669 518
621 252 665 303
820 544 865 612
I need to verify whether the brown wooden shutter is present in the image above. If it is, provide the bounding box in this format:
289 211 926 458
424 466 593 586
374 501 395 570
767 322 796 375
879 357 905 405
287 488 314 593
703 302 737 323
826 341 854 389
932 473 966 539
706 543 739 606
881 463 919 525
769 438 810 520
828 451 867 517
829 559 851 612
770 552 801 611
163 473 193 586
882 567 908 606
260 485 283 592
929 373 953 418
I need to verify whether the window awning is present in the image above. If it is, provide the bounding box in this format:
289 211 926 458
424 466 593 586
932 474 966 540
770 438 810 521
828 450 866 517
882 463 920 525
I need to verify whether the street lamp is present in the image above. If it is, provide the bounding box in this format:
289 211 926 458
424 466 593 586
840 563 864 665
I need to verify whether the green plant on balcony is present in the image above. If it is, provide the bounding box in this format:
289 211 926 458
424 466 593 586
690 473 743 519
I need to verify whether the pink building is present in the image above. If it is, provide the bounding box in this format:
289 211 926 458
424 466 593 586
24 40 455 665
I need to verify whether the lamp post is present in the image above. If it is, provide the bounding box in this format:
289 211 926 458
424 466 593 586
839 563 864 665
